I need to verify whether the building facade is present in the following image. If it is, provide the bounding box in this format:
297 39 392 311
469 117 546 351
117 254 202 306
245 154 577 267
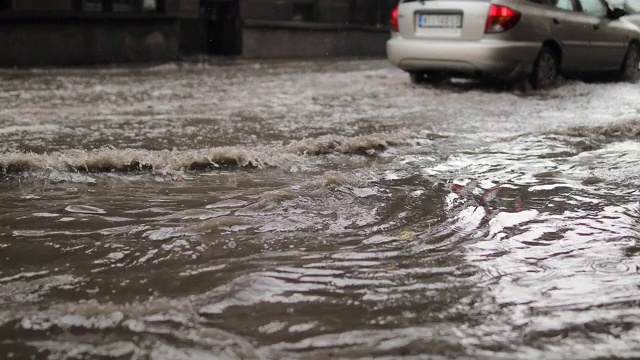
0 0 395 66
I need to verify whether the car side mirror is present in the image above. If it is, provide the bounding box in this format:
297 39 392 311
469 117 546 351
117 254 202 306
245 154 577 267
607 7 627 19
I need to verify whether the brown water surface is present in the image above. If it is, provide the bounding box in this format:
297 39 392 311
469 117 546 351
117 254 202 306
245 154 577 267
1 60 640 359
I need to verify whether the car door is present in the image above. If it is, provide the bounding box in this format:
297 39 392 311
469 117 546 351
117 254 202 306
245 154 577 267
577 0 628 70
546 0 594 72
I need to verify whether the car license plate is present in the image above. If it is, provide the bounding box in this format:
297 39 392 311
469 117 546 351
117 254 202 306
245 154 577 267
418 14 462 28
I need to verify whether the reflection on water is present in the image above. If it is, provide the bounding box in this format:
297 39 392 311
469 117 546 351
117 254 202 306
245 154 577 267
1 60 640 359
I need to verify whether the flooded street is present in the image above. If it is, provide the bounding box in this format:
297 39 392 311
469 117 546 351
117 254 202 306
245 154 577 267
1 59 640 359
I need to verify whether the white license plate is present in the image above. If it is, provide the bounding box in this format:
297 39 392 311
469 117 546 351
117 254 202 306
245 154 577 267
418 14 462 28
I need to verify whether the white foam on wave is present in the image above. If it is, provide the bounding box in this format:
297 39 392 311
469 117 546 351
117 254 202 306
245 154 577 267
0 131 413 174
546 119 640 139
0 124 60 136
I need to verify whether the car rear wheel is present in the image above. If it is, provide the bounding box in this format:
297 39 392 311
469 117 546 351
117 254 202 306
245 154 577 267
619 43 640 83
530 46 559 90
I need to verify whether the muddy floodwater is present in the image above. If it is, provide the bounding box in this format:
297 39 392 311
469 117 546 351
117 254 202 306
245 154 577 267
1 60 640 359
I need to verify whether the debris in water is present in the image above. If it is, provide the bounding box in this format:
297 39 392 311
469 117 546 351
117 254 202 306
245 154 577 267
581 176 604 185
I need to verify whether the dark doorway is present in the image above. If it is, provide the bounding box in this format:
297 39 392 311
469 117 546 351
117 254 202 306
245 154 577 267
203 0 241 55
0 0 12 12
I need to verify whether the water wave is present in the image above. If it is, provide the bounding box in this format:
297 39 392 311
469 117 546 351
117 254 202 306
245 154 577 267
0 299 260 360
0 132 413 175
546 119 640 139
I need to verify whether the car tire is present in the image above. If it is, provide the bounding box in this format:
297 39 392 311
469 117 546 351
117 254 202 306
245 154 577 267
530 46 559 90
619 43 640 83
409 72 426 84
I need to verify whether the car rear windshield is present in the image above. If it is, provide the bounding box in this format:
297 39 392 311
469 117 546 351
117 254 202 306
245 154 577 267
626 0 640 12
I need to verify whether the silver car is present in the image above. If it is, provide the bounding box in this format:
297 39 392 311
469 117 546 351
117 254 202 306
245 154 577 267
387 0 640 88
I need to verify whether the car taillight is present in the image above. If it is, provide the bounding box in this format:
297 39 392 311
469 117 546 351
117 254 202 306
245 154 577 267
485 4 521 33
390 5 399 32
